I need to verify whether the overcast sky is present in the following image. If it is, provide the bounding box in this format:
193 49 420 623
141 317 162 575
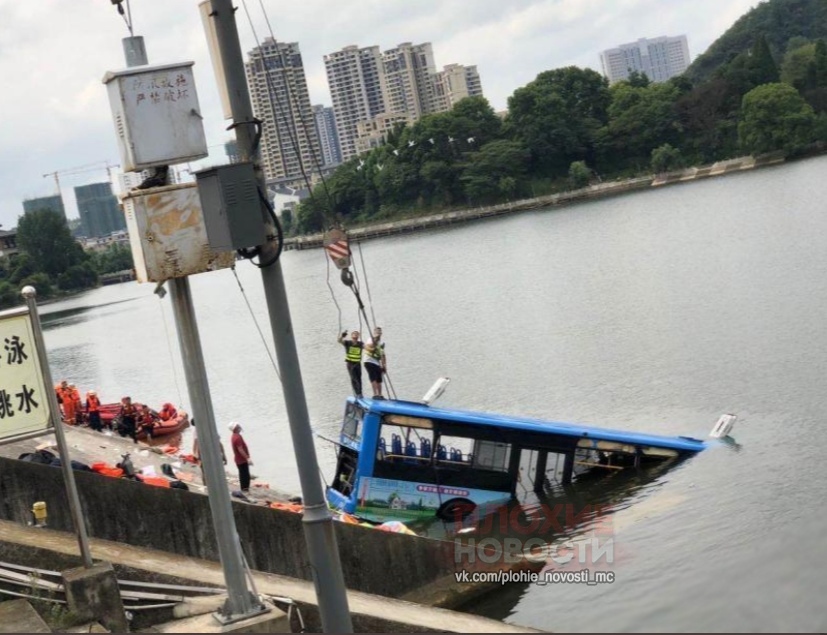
0 0 758 228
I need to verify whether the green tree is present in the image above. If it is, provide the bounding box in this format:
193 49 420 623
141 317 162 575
280 208 294 236
507 66 610 175
738 82 817 154
9 253 36 285
627 70 651 88
651 143 684 173
749 35 780 85
780 41 817 90
568 161 591 189
461 140 530 204
0 281 17 309
601 81 682 168
17 209 89 278
90 244 133 275
20 273 53 299
57 263 98 291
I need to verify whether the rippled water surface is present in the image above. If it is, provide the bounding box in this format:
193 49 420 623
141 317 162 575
40 157 827 631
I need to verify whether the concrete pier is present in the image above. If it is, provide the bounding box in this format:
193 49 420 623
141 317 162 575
0 520 542 633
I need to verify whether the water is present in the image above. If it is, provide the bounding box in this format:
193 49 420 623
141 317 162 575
40 157 827 631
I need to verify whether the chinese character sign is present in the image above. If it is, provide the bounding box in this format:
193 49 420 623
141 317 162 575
0 312 51 440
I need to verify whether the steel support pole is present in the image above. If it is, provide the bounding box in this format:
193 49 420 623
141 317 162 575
120 33 262 624
22 287 93 568
167 278 262 621
205 2 353 631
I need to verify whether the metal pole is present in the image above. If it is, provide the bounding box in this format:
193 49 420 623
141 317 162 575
167 278 262 621
21 286 93 568
120 32 262 624
205 2 353 631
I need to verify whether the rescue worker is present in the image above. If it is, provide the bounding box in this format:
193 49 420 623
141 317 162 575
138 404 156 441
364 326 387 398
118 396 138 443
86 390 102 432
159 403 177 421
61 381 77 425
69 385 82 425
337 330 364 397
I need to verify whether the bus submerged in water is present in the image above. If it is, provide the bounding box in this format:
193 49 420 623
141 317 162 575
326 383 735 523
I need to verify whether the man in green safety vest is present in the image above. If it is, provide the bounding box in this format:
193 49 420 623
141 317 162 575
337 330 364 397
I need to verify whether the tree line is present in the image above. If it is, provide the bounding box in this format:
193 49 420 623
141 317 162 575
0 208 134 309
292 33 827 236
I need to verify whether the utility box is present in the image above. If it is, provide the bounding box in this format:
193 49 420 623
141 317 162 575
122 183 236 283
196 162 267 251
102 62 208 172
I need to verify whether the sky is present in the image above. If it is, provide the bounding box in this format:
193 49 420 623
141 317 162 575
0 0 759 229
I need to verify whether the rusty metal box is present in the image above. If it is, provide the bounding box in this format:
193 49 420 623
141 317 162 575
122 183 236 283
103 62 209 171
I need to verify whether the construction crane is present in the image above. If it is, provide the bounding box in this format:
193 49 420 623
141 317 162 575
42 160 120 195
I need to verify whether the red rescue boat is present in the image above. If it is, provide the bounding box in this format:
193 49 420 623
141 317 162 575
97 402 190 440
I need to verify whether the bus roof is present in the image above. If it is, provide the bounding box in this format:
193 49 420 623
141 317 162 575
353 397 707 453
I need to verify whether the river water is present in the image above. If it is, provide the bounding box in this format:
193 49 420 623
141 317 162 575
40 157 827 632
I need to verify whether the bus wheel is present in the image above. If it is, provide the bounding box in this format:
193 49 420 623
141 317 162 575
436 498 476 521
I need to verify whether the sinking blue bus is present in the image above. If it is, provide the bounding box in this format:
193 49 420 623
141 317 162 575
326 397 713 523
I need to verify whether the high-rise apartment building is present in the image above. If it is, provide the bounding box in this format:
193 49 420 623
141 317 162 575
432 64 483 112
245 38 322 185
22 194 66 220
326 42 485 160
75 182 126 238
312 105 343 167
324 45 388 162
382 42 437 119
600 35 691 84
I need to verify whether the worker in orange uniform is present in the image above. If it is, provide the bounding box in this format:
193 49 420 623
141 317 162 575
158 403 177 421
60 381 76 425
69 385 82 425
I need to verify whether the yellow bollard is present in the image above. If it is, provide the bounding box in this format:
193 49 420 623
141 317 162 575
32 501 47 527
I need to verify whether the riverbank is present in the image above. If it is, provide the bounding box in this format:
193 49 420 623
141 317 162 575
283 153 787 251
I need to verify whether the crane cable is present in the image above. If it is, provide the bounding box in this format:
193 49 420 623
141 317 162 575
339 251 397 400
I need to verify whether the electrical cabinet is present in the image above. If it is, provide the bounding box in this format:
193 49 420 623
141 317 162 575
196 162 267 251
122 183 236 283
103 62 208 171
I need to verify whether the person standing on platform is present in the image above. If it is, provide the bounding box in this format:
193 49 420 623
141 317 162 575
86 390 102 432
119 396 138 444
228 422 252 493
337 329 364 397
364 326 387 398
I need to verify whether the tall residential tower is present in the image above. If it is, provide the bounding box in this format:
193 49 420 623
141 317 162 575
324 45 388 162
245 38 322 186
599 35 691 84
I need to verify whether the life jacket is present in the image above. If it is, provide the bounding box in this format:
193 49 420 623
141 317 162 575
345 341 362 363
87 395 100 412
120 403 137 418
367 342 384 361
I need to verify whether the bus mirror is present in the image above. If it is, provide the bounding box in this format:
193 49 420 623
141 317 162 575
422 377 450 405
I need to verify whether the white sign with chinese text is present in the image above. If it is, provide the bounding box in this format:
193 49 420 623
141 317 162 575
0 310 51 440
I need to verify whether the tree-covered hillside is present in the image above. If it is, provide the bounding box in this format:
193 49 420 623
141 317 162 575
686 0 827 83
291 0 827 236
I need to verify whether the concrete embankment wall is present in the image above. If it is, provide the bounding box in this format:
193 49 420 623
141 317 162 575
284 153 788 251
0 458 500 607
